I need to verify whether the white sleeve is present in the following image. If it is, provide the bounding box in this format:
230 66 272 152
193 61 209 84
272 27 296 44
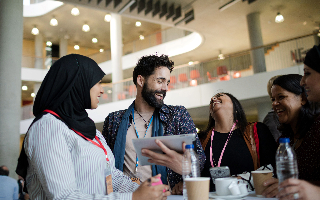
25 118 134 200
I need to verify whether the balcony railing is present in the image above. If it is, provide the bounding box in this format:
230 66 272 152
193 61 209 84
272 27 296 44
21 27 190 69
21 33 318 120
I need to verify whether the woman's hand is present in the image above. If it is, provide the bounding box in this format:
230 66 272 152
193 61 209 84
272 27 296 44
132 174 171 200
277 178 320 200
141 140 186 175
261 178 279 198
172 181 183 195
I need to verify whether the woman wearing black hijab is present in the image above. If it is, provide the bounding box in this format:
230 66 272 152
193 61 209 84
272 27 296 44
16 54 170 200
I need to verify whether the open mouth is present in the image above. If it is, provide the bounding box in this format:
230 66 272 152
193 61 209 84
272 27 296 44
275 108 285 115
155 93 164 100
211 99 222 105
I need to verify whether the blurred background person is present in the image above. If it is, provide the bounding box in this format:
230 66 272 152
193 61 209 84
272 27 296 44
263 75 282 141
0 165 19 200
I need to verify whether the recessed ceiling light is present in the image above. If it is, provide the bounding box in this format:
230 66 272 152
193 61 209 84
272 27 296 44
22 85 28 91
139 35 144 40
71 7 80 16
82 24 90 32
107 90 112 94
31 26 39 35
74 45 80 50
135 21 141 27
50 17 58 26
99 49 104 52
46 41 52 46
31 93 35 97
188 61 194 65
104 14 111 22
275 12 284 23
92 38 98 43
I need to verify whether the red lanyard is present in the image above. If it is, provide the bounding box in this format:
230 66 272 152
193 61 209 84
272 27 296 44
44 109 109 162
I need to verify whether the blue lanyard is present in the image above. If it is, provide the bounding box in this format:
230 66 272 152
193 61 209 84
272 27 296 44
132 108 153 170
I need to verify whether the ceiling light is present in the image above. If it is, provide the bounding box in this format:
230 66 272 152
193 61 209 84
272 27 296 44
139 35 144 40
46 41 52 46
31 93 35 97
92 38 98 43
82 23 90 32
74 45 80 50
107 90 112 94
22 85 28 91
50 17 58 26
100 49 104 52
188 61 194 65
275 12 284 23
104 14 111 22
135 21 141 27
71 7 80 16
31 26 39 35
218 50 225 60
218 54 225 60
318 31 320 37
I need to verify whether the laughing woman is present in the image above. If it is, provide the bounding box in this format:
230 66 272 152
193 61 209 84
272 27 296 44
199 92 277 192
275 46 320 200
263 74 320 198
16 54 169 200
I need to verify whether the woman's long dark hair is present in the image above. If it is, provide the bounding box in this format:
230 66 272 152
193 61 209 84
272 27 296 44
272 74 317 139
199 93 247 140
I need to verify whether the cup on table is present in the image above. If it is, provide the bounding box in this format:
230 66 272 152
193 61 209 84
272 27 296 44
251 170 273 197
215 177 238 196
185 177 210 200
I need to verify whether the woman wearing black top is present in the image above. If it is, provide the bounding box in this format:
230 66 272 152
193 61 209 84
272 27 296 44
198 92 277 192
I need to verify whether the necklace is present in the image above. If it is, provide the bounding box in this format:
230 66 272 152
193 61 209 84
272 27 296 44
210 122 237 168
134 108 152 129
132 107 154 172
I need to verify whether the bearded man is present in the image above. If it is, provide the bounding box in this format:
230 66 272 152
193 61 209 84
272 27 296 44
102 55 205 192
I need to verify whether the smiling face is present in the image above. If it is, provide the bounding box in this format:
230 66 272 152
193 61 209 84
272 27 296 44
271 85 305 128
141 66 170 108
90 80 104 109
300 65 320 102
209 93 234 118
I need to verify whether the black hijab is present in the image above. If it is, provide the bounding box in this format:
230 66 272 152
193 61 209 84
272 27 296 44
304 45 320 73
16 54 105 181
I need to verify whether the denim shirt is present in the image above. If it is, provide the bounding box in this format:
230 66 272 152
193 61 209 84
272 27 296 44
102 104 205 188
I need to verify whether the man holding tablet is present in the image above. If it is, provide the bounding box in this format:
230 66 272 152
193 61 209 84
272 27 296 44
102 54 205 192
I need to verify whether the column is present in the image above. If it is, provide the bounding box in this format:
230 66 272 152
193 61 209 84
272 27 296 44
257 101 271 122
59 37 68 58
247 12 266 73
313 30 320 46
34 34 43 69
0 0 23 178
110 13 123 101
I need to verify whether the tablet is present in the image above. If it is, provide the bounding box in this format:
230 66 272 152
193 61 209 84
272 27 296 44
132 134 196 166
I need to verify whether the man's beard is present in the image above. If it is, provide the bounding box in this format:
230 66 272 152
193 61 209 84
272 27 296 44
141 82 166 109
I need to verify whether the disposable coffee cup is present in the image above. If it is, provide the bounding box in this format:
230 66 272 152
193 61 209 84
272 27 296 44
185 177 210 200
251 170 273 197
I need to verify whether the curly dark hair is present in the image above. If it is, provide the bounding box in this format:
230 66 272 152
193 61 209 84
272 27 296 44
133 54 174 85
272 74 317 139
198 92 248 140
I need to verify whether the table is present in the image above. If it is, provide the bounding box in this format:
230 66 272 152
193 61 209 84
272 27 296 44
167 192 277 200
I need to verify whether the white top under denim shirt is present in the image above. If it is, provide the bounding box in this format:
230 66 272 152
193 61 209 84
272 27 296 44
25 114 139 200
